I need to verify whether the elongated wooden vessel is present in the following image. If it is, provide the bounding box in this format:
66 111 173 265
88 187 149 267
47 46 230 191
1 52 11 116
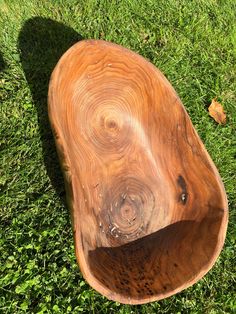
48 40 228 304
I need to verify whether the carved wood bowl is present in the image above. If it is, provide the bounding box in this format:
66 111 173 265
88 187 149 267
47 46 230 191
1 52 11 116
48 40 228 304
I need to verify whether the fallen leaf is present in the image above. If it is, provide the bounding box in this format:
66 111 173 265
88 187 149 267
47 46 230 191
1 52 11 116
208 99 226 124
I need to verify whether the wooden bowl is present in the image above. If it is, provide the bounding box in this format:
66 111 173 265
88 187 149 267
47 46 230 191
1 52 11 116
48 40 228 304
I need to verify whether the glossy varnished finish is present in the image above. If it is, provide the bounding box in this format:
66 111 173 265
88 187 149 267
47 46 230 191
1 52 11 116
48 40 228 304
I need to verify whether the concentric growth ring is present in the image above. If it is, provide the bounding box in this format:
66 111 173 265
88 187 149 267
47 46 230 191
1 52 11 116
100 176 155 244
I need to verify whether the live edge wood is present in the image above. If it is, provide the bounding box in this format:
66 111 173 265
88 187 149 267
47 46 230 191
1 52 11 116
48 40 228 304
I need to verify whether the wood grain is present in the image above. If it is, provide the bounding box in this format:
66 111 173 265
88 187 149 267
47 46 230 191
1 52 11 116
48 40 228 304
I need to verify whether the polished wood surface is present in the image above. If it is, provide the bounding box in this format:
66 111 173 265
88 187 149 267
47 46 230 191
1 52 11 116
48 40 228 304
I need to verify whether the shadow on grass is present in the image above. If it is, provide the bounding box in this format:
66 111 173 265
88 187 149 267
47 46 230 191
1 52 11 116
18 17 83 203
0 51 5 72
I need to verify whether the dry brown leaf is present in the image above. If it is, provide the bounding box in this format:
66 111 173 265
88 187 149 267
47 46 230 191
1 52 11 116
208 99 226 124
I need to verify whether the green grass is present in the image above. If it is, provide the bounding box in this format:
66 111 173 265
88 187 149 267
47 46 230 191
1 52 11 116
0 0 236 313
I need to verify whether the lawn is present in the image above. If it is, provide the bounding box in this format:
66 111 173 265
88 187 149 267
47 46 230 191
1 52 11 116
0 0 236 313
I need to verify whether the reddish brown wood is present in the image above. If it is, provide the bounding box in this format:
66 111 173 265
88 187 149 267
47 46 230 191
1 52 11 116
48 40 228 304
